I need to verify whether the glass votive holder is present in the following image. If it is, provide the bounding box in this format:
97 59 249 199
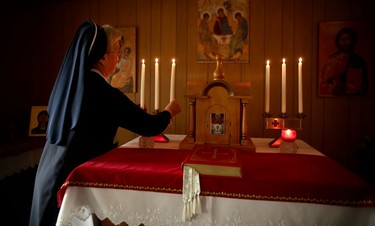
139 136 155 148
281 128 297 142
280 129 298 153
280 140 298 153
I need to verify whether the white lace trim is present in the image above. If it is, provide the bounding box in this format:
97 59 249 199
57 166 204 225
56 205 92 226
56 183 375 226
57 204 250 226
182 165 201 222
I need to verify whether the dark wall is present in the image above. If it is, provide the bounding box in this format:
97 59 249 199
1 2 63 143
1 0 375 171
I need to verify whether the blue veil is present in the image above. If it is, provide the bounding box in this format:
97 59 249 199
46 20 107 145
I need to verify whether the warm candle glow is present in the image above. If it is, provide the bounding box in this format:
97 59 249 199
140 59 145 109
155 58 159 110
170 58 176 102
265 60 270 113
298 57 303 114
281 128 297 142
281 58 286 114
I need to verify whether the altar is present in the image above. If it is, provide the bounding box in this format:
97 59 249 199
56 135 375 226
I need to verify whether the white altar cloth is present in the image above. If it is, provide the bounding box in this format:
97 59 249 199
58 186 375 226
56 135 375 226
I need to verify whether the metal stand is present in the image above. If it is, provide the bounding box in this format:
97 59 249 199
153 109 170 143
263 112 306 148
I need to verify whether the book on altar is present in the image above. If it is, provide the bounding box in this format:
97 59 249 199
183 145 242 178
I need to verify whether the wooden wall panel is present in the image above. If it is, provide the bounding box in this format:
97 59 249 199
137 0 152 109
347 0 375 164
44 2 65 97
89 0 100 22
247 0 265 138
176 0 188 134
160 0 182 134
0 2 51 139
322 0 354 163
186 0 207 82
1 0 374 170
310 0 326 152
150 0 162 112
294 0 313 143
114 0 138 143
160 0 177 135
263 0 283 139
282 0 296 125
117 0 137 27
97 0 118 25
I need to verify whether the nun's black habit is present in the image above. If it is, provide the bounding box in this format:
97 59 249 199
29 20 171 226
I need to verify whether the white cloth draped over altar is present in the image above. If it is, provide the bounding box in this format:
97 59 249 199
57 186 375 226
56 135 375 226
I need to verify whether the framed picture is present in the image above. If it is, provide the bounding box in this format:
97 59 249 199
28 106 48 137
197 0 249 63
318 21 373 97
108 27 137 93
211 113 225 135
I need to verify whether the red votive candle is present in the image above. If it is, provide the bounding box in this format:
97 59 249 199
281 129 297 142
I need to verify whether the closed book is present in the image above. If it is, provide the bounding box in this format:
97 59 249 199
183 145 242 178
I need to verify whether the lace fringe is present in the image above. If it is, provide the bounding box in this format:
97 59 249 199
182 165 201 222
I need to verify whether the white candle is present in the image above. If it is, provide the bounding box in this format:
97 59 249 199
298 57 303 114
265 60 270 113
170 58 176 102
155 58 160 110
140 59 145 109
281 58 286 114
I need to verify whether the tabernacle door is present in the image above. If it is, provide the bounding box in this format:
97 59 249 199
205 104 231 145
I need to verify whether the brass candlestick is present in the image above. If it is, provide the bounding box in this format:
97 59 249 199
213 55 225 80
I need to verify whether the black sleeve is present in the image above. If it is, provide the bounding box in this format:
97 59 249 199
112 88 172 136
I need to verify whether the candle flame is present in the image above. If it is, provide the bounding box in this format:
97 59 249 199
282 58 286 63
142 59 145 64
172 58 175 63
155 58 158 63
299 57 302 63
266 60 270 65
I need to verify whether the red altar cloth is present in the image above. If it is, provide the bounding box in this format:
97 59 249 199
58 147 375 207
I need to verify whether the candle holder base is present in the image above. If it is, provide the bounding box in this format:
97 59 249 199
296 113 307 119
263 112 272 118
264 112 305 149
152 109 169 143
265 117 285 130
279 113 288 118
139 136 155 148
153 133 169 143
264 115 303 130
269 136 282 148
280 140 298 154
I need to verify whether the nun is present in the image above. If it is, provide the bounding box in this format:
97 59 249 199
29 20 181 226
